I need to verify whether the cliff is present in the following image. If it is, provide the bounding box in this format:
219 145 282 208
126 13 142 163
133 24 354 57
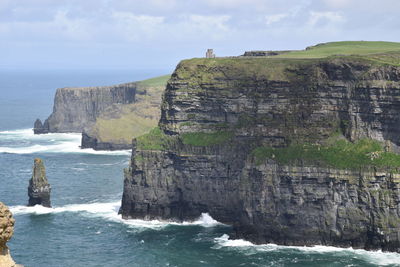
28 158 51 207
34 75 169 150
120 41 400 252
0 202 17 267
34 82 136 134
81 75 169 150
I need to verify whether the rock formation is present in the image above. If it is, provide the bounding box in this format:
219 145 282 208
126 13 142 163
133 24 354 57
0 202 17 267
120 42 400 252
34 75 169 150
28 158 51 207
34 82 137 134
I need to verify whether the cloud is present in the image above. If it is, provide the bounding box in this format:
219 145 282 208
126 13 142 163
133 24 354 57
307 11 344 26
111 12 165 41
265 13 288 25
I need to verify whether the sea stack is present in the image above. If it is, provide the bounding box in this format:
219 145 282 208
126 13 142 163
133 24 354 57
0 202 17 267
28 158 51 207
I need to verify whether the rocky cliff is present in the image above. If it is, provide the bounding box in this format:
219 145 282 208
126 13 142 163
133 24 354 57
34 82 136 134
81 75 169 150
120 42 400 252
28 158 51 207
35 75 169 150
0 202 17 267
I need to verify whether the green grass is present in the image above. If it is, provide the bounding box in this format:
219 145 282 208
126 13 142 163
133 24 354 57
136 127 172 150
181 131 234 146
276 41 400 59
137 74 171 87
252 138 400 170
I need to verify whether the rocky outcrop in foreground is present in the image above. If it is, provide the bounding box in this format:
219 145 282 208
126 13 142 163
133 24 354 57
121 42 400 252
28 158 51 207
0 202 17 267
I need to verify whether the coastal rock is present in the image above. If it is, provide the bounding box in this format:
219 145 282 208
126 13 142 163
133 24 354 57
28 158 51 207
121 53 400 252
35 82 137 133
0 202 17 267
33 119 49 134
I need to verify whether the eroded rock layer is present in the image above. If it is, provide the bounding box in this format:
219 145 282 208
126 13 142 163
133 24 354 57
120 55 400 251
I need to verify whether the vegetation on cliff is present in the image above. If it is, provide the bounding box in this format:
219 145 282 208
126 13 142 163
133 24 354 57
252 137 400 170
87 75 170 146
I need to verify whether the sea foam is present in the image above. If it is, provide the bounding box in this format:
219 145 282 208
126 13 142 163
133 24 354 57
0 129 130 155
214 234 400 266
10 201 222 229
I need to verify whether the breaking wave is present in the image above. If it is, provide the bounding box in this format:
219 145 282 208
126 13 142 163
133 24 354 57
10 201 222 229
214 234 400 266
0 129 130 155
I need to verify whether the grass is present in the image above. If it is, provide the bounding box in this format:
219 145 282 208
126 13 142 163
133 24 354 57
88 74 170 144
276 41 400 59
181 131 234 146
137 74 171 88
252 138 400 170
136 127 172 150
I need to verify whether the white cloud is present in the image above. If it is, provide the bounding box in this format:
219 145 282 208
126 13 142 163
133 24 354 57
323 0 351 8
265 13 288 25
111 12 165 41
308 11 344 26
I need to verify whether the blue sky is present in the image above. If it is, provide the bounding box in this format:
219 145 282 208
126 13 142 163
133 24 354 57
1 0 399 71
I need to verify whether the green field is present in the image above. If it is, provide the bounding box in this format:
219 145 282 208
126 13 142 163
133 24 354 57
276 41 400 58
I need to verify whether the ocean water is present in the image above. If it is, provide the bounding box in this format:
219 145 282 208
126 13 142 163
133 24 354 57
0 70 400 267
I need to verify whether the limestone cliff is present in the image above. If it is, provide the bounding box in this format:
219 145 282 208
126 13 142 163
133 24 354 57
81 75 169 150
120 42 400 252
34 82 136 134
28 158 51 207
0 202 17 267
34 75 169 150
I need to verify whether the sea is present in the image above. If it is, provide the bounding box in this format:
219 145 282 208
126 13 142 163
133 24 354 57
0 69 399 267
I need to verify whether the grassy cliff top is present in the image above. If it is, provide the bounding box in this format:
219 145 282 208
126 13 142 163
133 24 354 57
276 41 400 59
177 42 400 75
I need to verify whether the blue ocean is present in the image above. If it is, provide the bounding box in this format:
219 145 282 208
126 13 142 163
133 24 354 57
0 70 399 266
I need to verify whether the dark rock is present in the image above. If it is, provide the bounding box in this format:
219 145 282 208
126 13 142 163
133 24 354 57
28 158 51 208
81 132 131 150
120 56 400 252
33 119 48 134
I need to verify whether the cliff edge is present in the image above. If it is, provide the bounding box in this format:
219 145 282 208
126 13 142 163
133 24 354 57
120 41 400 252
34 75 169 150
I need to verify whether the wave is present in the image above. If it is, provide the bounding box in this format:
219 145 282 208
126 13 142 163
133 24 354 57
10 201 222 229
214 234 400 266
0 129 130 155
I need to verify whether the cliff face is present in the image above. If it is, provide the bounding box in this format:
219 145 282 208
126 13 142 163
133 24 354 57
120 54 400 252
0 202 17 267
34 82 136 134
81 76 168 150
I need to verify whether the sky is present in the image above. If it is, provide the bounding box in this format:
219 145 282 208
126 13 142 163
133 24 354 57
0 0 399 71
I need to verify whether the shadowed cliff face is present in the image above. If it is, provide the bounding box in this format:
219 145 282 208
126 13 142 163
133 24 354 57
34 82 136 133
120 56 400 252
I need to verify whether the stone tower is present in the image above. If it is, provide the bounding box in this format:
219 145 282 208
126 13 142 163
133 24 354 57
206 49 215 58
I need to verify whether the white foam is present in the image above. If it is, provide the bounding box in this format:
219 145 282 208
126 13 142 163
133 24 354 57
10 202 222 230
0 129 130 155
214 234 400 266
